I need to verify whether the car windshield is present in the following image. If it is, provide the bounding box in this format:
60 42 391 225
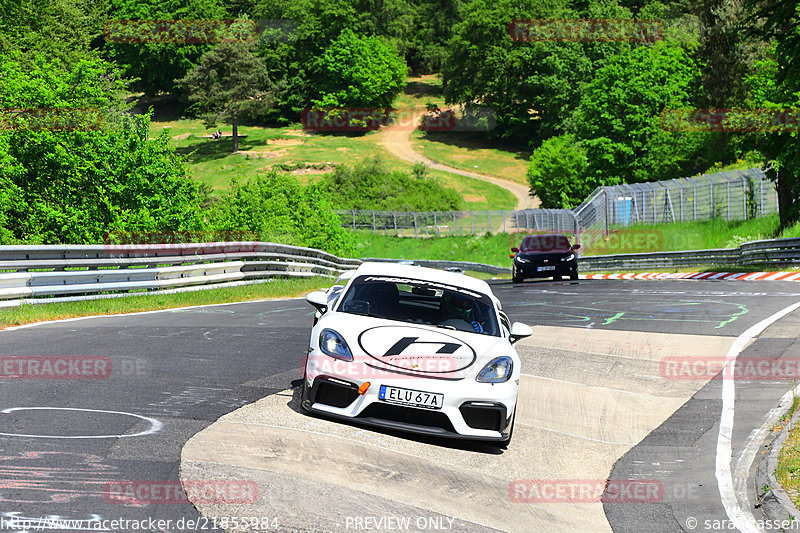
337 275 500 337
520 234 572 252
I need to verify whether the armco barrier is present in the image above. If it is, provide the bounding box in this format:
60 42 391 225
0 242 362 306
2 237 799 307
360 257 511 275
579 237 800 271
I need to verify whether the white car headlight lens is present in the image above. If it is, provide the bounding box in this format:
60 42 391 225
561 253 576 261
476 356 513 383
319 329 353 361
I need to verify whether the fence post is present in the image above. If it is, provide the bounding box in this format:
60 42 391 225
502 210 506 233
391 211 397 235
726 180 731 220
452 211 457 236
351 210 356 231
433 211 438 236
487 211 491 234
371 210 376 232
413 213 418 238
471 211 475 235
737 172 747 219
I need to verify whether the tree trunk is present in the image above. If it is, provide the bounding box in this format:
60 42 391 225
232 112 239 154
776 165 797 231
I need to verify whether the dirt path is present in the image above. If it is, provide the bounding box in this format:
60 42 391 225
376 120 540 210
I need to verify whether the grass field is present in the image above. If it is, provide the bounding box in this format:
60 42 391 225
352 214 796 267
0 278 329 330
150 74 523 210
411 130 531 185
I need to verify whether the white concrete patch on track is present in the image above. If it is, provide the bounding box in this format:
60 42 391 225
182 325 738 532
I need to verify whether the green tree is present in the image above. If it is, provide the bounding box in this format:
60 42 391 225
526 135 589 208
0 0 108 61
178 30 274 152
312 28 407 108
443 0 591 144
571 42 714 185
103 0 228 97
744 0 800 229
0 53 205 243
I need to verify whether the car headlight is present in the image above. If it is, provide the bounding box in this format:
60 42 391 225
514 256 529 264
319 329 353 361
560 253 576 262
476 356 513 383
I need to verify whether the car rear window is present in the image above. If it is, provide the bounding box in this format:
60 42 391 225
520 234 572 252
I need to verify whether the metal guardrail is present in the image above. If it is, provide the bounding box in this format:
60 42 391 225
360 257 511 275
2 237 799 307
0 242 362 306
579 237 800 271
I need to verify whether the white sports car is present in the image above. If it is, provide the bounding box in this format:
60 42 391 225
301 262 532 445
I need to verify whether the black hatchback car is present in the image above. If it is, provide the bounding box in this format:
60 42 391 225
510 234 580 282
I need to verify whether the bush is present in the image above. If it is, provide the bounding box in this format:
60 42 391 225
322 156 463 211
312 29 407 108
209 171 353 256
527 135 592 208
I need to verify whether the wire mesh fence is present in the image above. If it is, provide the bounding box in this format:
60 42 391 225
336 168 777 236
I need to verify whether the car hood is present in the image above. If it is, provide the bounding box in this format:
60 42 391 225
318 312 515 380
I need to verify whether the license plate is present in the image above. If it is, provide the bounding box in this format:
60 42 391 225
537 265 556 271
379 385 443 410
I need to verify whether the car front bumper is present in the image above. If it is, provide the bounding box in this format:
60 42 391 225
301 369 517 441
513 260 577 278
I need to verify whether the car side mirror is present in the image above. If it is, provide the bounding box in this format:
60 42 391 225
572 244 581 251
509 322 533 344
511 247 519 253
306 290 329 310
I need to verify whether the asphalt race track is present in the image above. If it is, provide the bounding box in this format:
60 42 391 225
1 279 800 532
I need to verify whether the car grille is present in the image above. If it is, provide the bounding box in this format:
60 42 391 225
459 402 507 431
358 403 456 433
312 379 359 408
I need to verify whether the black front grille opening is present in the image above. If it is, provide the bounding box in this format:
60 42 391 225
358 402 456 433
312 379 359 408
459 403 506 432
